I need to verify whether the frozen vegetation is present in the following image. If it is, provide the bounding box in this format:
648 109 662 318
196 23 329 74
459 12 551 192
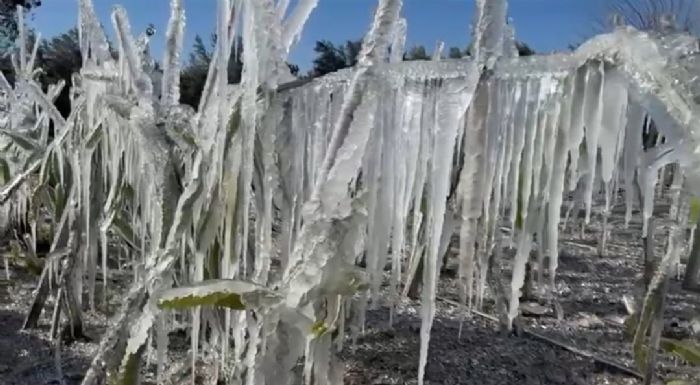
0 0 699 384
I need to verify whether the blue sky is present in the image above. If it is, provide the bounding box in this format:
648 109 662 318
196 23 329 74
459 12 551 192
26 0 606 70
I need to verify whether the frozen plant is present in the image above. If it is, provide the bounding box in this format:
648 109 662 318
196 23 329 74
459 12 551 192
1 0 700 384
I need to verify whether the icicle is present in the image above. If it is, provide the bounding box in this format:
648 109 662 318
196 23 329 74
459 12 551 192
582 61 604 223
624 102 645 226
567 65 587 191
17 5 26 75
546 75 573 289
382 83 417 308
302 336 313 385
599 67 628 185
492 80 517 234
517 77 542 229
388 84 409 323
507 80 528 231
474 79 512 312
358 131 382 315
403 83 434 294
312 334 332 385
668 164 683 219
639 141 680 238
156 313 168 384
499 81 517 220
508 212 534 328
536 96 561 286
540 89 562 205
529 82 549 208
243 311 262 385
318 92 378 217
100 218 109 306
255 102 282 285
476 79 504 305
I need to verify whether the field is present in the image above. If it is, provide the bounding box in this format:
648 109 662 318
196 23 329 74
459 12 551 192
2 191 697 385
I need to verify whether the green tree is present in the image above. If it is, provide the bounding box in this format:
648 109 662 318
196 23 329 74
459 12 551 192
448 46 465 59
404 45 430 61
462 40 535 57
179 34 244 108
310 39 361 77
288 63 299 77
179 34 298 107
37 27 82 117
515 41 535 56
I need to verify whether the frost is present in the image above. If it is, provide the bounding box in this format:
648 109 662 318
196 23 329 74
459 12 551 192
4 0 700 384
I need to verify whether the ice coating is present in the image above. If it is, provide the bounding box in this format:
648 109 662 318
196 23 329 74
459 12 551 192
419 74 478 385
582 61 604 223
390 18 408 64
160 0 185 108
3 0 700 384
624 101 646 226
281 0 320 55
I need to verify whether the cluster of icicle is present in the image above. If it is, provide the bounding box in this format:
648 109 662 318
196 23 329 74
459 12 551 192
274 16 700 385
3 0 700 384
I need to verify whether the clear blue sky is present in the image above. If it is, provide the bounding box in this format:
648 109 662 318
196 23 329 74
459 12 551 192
26 0 606 70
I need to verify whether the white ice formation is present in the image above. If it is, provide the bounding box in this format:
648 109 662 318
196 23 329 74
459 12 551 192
1 0 700 384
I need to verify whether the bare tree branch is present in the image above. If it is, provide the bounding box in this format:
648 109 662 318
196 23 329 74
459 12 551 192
604 0 700 33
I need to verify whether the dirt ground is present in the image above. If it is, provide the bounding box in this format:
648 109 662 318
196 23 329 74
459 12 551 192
1 192 699 385
343 193 700 385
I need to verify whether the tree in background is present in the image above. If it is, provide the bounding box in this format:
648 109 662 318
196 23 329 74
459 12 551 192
179 34 243 108
288 63 300 77
606 0 699 33
463 40 535 57
448 46 464 59
312 39 445 76
310 39 361 77
179 33 298 107
515 41 535 56
0 0 41 50
404 45 430 60
311 38 534 76
37 28 82 117
0 26 81 117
